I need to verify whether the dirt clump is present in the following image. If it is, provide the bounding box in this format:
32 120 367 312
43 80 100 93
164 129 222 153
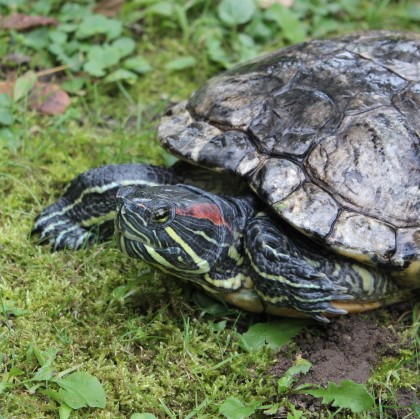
270 303 417 414
297 314 398 385
271 304 413 385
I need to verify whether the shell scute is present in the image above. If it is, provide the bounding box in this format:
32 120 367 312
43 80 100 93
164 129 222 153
157 31 420 279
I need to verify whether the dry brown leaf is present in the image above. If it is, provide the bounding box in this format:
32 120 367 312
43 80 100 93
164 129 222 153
0 79 71 115
94 0 124 17
28 83 71 115
4 53 31 65
0 13 58 31
0 80 14 97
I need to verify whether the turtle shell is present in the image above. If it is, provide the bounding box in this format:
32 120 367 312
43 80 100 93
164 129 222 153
157 31 420 283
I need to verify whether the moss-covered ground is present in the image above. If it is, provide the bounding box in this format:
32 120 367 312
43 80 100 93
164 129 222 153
0 1 419 417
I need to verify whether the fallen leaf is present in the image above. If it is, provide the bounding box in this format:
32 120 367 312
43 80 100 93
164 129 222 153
0 79 71 115
0 81 14 97
94 0 124 17
28 83 71 115
0 13 58 31
4 53 31 65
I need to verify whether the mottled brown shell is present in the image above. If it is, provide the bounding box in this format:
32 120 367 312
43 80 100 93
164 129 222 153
158 31 420 283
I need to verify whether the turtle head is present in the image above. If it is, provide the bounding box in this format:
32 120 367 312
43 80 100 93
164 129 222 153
115 184 241 277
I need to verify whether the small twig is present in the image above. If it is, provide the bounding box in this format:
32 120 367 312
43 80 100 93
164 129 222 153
35 65 69 78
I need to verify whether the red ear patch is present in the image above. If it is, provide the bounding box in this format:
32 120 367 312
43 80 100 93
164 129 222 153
176 203 230 229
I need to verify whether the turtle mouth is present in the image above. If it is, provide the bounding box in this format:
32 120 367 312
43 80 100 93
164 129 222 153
115 220 211 276
114 212 180 255
115 225 151 245
115 214 160 250
117 229 166 252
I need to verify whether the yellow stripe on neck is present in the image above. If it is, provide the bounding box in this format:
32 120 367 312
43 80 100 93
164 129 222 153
164 226 210 273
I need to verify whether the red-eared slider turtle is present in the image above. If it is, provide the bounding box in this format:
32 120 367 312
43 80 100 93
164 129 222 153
33 31 420 322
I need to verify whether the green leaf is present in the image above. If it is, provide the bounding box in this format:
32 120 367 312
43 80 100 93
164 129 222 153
87 45 121 68
56 371 106 409
32 347 59 381
235 33 259 62
49 30 67 45
32 364 55 381
83 45 121 77
58 402 73 419
219 396 261 419
165 56 197 71
58 23 78 33
0 110 14 126
110 283 140 303
0 301 30 317
277 358 312 394
414 398 420 416
21 28 50 50
240 319 309 351
31 346 58 367
83 61 106 77
407 5 420 21
191 290 237 317
104 69 138 83
0 93 11 108
112 37 136 58
48 44 82 71
206 37 231 67
264 4 307 43
262 403 281 415
60 3 92 21
130 414 157 419
301 380 375 413
13 71 37 102
209 320 227 332
123 56 152 74
147 2 175 17
0 127 20 150
287 404 305 418
6 367 24 380
246 18 273 42
76 15 122 40
61 77 87 94
41 388 65 404
218 0 256 26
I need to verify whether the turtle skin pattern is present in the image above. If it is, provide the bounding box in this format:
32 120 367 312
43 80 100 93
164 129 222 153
32 32 419 319
114 184 400 321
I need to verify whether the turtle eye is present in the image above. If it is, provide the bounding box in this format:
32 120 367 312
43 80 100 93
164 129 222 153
152 208 170 223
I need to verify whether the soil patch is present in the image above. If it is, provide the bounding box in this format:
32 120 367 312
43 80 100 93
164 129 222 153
270 303 416 412
271 303 414 385
297 314 398 385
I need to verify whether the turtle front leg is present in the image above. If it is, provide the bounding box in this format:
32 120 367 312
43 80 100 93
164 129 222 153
32 164 182 250
245 213 352 322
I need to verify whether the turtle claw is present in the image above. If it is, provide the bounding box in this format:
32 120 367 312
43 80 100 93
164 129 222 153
312 314 330 323
32 198 97 251
32 213 95 251
311 305 348 322
331 293 354 301
333 285 350 293
325 306 348 315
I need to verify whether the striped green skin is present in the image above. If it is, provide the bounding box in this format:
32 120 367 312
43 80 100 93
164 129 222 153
115 185 251 291
32 164 182 250
32 163 405 321
115 184 400 322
